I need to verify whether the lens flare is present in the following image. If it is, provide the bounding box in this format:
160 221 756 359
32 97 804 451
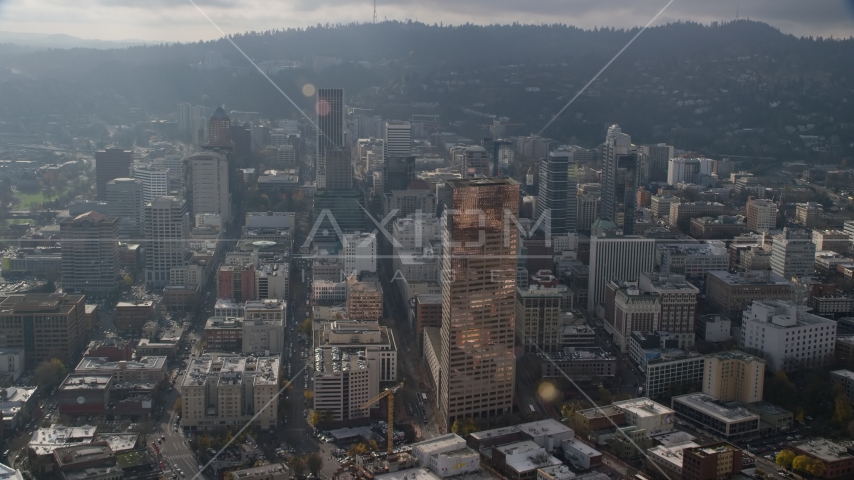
538 382 559 403
302 83 316 97
316 99 331 117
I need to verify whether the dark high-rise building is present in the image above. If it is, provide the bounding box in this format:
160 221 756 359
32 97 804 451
383 156 415 194
601 125 639 235
0 293 86 367
95 148 133 200
536 148 577 235
60 211 120 294
230 124 252 165
315 88 351 190
439 178 519 428
206 107 233 149
640 143 674 182
313 189 365 234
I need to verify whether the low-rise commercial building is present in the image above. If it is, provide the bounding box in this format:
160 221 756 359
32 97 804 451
611 398 675 437
671 393 759 439
114 302 158 334
231 463 290 480
204 317 243 352
74 357 168 384
681 443 742 480
788 438 854 479
538 348 616 381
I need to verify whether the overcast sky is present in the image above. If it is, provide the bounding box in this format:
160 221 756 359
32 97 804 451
0 0 852 42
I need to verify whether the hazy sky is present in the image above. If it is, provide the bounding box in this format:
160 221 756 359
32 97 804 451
0 0 852 42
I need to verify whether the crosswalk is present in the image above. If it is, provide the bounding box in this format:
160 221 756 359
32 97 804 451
164 453 196 462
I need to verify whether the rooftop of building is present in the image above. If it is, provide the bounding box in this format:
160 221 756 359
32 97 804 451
182 355 279 387
744 300 836 329
648 441 701 470
831 369 854 381
576 405 623 421
539 347 615 362
64 467 123 480
790 438 854 463
53 443 113 467
746 401 792 417
59 374 113 391
560 438 601 456
468 425 521 441
205 317 243 329
76 356 167 372
517 419 574 438
704 350 765 364
231 463 290 478
707 270 793 286
672 394 759 422
612 398 674 417
315 347 369 375
517 285 566 297
116 300 154 308
412 433 465 455
29 425 98 456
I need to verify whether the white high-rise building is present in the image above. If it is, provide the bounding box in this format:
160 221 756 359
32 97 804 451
131 165 169 205
276 145 296 169
587 233 656 312
186 151 231 225
770 228 815 279
740 300 836 372
383 121 412 161
106 178 144 238
342 232 377 276
667 158 699 185
144 196 189 288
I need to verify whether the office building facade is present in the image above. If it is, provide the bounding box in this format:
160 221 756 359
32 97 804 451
60 212 120 294
439 178 519 428
95 148 133 200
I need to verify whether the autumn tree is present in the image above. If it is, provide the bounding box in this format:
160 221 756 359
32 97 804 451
35 359 67 390
833 395 853 425
287 456 306 477
299 318 313 335
173 398 183 413
791 455 811 473
306 452 324 476
597 386 613 405
806 459 826 477
304 390 314 401
776 449 795 469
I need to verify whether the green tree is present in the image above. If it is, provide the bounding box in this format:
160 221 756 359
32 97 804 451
34 359 67 391
306 452 323 476
286 456 306 477
776 449 796 469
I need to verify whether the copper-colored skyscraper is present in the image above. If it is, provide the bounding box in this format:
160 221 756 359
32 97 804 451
206 106 233 149
439 178 519 429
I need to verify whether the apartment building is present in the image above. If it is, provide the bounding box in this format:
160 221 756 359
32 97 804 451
243 299 286 354
0 293 86 366
703 351 765 404
313 320 397 421
181 355 279 431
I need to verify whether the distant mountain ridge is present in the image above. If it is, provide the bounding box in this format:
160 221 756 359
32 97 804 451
0 30 149 49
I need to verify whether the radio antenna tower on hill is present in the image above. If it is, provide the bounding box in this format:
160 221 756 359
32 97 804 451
373 0 377 23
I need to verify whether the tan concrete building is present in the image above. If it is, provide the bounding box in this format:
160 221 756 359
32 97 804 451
346 276 383 321
60 212 120 294
243 299 285 355
0 293 86 366
703 351 765 404
705 270 795 323
181 355 279 431
439 178 518 428
186 151 231 224
746 198 777 232
312 320 397 421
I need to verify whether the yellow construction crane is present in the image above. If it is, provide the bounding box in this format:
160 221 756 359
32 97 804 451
361 382 404 455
